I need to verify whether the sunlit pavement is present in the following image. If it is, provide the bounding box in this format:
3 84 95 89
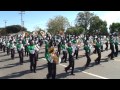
0 45 120 79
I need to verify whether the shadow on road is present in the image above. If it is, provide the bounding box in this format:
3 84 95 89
0 63 20 70
56 67 84 79
38 56 45 59
0 51 5 54
0 54 9 57
0 64 48 79
36 64 48 71
39 51 45 54
0 70 31 79
56 57 109 79
0 58 12 63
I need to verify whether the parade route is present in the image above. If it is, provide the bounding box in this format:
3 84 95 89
0 45 120 79
0 11 120 80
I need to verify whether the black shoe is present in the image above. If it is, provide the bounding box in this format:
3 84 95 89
65 68 67 73
84 65 88 68
111 58 114 60
34 71 36 73
97 62 100 64
95 61 99 65
64 61 67 63
20 63 23 65
95 60 98 64
30 69 33 72
46 74 50 79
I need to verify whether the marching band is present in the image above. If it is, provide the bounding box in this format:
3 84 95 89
0 31 120 79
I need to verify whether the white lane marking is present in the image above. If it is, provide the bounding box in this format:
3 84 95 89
42 58 46 61
41 58 109 79
114 59 120 61
59 63 109 79
82 71 109 79
59 64 67 67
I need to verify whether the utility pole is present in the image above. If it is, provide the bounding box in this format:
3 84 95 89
19 11 25 32
4 20 7 35
4 20 7 27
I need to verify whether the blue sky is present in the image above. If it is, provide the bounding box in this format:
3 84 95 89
0 11 120 32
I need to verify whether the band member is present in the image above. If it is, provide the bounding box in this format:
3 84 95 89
61 42 67 63
65 42 75 75
9 41 16 59
24 39 29 57
49 39 53 48
84 41 91 68
93 37 97 54
105 36 109 50
2 39 6 52
35 41 40 61
95 38 101 64
6 40 10 55
22 38 27 56
73 38 79 59
114 36 119 57
58 41 62 55
108 35 115 60
28 40 38 73
17 41 24 65
46 47 58 79
45 40 49 55
0 37 2 51
100 37 104 52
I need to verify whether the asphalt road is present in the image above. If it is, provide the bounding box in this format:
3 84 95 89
0 45 120 79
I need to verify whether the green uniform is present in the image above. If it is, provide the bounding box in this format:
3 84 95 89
17 44 23 51
61 44 65 50
45 52 52 62
28 45 35 54
115 39 119 46
110 38 114 45
45 42 49 53
67 46 73 55
84 45 90 53
72 39 77 44
9 43 15 49
16 39 19 44
6 42 10 48
106 38 109 42
61 43 66 49
96 42 101 49
22 39 26 45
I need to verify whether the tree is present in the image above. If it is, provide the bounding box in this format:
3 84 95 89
0 25 27 36
0 28 6 36
66 26 84 36
47 15 70 35
89 16 108 35
99 21 108 35
6 25 27 34
75 11 94 35
109 23 120 34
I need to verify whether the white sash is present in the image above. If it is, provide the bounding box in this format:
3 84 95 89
30 50 35 54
